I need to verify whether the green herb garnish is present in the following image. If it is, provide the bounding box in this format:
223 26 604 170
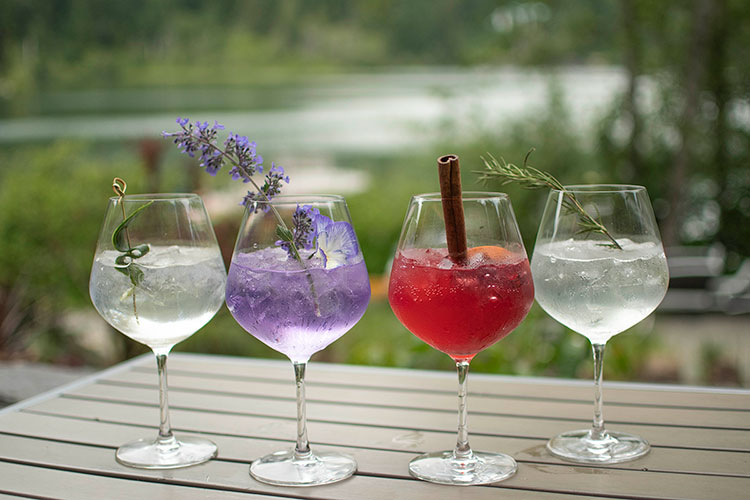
477 151 622 249
111 178 153 320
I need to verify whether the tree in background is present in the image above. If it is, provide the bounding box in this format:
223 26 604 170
600 0 750 266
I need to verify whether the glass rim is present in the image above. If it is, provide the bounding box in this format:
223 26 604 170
412 191 510 202
108 193 201 202
253 194 346 205
553 184 646 194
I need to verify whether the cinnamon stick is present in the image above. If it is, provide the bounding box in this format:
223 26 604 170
437 154 468 265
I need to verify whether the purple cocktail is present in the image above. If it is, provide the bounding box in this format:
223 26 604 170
226 247 370 362
226 195 370 486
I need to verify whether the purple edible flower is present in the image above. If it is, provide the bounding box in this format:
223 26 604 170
315 217 360 269
274 205 359 268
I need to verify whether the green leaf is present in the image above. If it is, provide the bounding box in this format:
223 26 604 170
114 253 132 274
276 224 293 242
112 201 153 252
128 263 144 286
113 256 145 286
129 244 150 259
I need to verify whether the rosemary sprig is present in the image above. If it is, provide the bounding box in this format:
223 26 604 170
477 151 622 249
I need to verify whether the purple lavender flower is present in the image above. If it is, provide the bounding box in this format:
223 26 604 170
223 132 262 182
241 162 290 210
276 205 321 257
163 117 285 207
164 118 228 173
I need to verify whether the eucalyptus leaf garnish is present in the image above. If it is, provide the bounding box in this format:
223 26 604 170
477 151 622 250
112 203 152 253
111 178 153 321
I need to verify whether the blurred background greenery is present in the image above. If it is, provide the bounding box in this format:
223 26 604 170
1 0 748 386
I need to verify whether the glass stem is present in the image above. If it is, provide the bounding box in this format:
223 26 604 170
590 343 607 441
155 353 176 447
454 359 473 460
293 361 312 459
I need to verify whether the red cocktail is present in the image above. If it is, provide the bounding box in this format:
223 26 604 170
388 188 533 485
389 246 533 360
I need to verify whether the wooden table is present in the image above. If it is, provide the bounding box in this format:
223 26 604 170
0 353 748 499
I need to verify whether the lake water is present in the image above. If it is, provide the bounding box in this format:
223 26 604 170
0 66 627 153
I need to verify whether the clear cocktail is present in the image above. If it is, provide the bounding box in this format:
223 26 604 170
531 185 669 464
89 193 226 469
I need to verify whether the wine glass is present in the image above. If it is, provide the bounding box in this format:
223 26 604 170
531 184 669 463
388 192 534 485
226 194 371 486
89 193 227 468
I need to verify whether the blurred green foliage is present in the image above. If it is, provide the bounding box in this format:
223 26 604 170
0 143 138 307
0 142 138 360
0 0 748 386
0 0 620 101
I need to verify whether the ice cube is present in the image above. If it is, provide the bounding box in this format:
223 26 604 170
468 252 485 268
317 290 342 317
437 258 453 270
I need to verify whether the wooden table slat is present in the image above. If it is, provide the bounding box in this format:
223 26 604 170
0 435 622 500
163 355 750 410
2 433 749 500
0 461 287 500
97 370 750 429
1 410 748 478
45 383 750 451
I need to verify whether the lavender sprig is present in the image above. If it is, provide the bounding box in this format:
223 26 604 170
163 118 322 315
243 163 290 208
276 205 319 259
164 118 302 259
164 118 288 211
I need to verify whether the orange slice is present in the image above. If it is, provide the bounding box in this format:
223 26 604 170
467 245 512 261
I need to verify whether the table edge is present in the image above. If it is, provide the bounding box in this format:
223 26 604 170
0 354 152 416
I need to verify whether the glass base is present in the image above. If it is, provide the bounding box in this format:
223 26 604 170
250 449 357 487
547 429 650 464
408 450 517 486
115 436 217 469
